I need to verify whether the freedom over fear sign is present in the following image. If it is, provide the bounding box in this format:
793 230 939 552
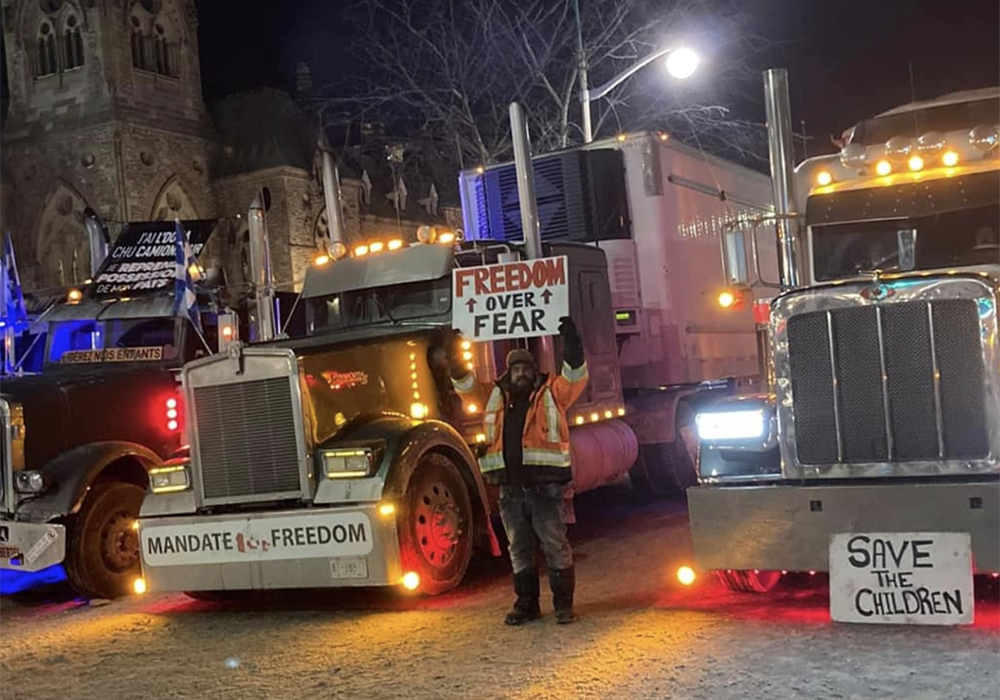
91 219 217 298
452 256 569 342
829 532 973 625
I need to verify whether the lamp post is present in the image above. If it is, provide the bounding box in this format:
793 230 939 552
578 43 699 143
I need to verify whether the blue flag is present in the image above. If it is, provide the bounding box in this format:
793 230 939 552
1 232 28 332
172 220 203 335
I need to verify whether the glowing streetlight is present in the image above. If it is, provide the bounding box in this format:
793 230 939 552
665 48 700 79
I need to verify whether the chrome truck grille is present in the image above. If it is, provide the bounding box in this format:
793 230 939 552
185 349 309 505
775 276 999 477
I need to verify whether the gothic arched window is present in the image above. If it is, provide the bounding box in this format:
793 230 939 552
153 22 178 77
37 21 58 76
130 14 148 70
63 14 84 69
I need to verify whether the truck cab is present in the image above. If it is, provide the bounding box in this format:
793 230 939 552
137 236 631 597
1 290 224 599
688 84 999 592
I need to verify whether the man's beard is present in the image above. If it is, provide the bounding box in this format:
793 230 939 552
511 377 533 397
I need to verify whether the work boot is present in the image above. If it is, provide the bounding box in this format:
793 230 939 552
504 569 541 626
549 566 577 624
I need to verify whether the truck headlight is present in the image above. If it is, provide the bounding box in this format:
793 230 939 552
321 448 374 479
149 464 191 493
14 470 47 494
695 409 766 441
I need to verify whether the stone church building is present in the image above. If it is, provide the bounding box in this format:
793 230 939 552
0 0 454 294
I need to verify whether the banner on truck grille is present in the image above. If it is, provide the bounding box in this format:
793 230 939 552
829 532 973 625
141 512 374 566
452 256 569 342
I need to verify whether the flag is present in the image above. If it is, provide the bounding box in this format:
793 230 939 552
1 231 28 332
172 220 203 335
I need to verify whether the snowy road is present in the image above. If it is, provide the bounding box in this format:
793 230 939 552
2 485 997 700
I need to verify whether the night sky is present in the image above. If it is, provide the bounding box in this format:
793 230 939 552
195 0 998 153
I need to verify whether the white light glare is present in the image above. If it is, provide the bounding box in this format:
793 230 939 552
695 409 766 441
666 48 699 79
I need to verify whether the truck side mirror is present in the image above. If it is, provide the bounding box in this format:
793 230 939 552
721 229 750 286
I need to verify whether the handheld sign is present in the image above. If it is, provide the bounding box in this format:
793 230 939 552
91 219 217 298
452 256 569 342
829 532 973 625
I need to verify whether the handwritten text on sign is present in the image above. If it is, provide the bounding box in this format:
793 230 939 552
452 256 569 341
829 532 973 625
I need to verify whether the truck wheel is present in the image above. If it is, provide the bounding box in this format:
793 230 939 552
65 481 145 600
628 443 679 499
398 453 474 596
669 402 700 493
717 569 783 593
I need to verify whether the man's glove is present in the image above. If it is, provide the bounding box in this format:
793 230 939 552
446 329 470 380
558 316 584 368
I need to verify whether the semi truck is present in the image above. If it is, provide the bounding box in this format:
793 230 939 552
688 71 999 592
0 218 241 599
136 130 778 597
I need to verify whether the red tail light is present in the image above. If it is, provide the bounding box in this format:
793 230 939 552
164 394 184 434
752 298 772 326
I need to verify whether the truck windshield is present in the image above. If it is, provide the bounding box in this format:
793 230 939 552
46 317 182 365
310 278 452 333
812 204 999 281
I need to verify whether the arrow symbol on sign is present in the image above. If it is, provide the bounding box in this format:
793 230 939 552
466 298 477 312
541 289 553 305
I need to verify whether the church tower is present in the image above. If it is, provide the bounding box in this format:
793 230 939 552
1 0 217 288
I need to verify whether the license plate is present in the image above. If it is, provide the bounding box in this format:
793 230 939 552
331 557 368 580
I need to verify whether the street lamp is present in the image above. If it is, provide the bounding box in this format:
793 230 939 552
579 46 700 143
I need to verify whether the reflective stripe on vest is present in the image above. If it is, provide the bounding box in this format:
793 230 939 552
522 447 572 468
561 361 588 384
484 387 503 442
542 388 560 443
479 451 505 473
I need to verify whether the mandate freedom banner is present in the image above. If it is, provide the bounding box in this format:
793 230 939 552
60 346 165 363
91 219 217 298
829 532 973 625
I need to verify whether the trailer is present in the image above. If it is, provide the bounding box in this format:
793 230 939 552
687 73 1000 594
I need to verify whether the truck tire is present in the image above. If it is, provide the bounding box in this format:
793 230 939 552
717 569 783 593
65 481 145 600
669 401 700 493
397 453 474 596
628 443 678 499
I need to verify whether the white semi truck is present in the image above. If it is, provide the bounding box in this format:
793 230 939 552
688 71 999 592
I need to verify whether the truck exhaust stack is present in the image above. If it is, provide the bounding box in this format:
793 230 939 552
763 68 802 289
248 192 276 342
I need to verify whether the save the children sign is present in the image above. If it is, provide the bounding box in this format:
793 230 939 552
451 256 569 342
829 532 973 625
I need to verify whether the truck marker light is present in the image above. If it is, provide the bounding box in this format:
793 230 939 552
388 239 404 251
908 155 924 171
378 503 396 517
875 160 892 176
475 433 487 443
167 409 178 419
616 133 627 143
354 244 369 257
462 351 473 361
402 572 421 590
437 232 456 245
466 403 479 413
617 408 626 416
461 340 472 351
575 416 585 425
717 290 736 308
942 150 960 166
167 420 179 431
132 520 140 531
133 578 147 595
166 398 178 409
313 253 331 267
590 412 599 422
604 410 613 419
410 403 429 419
67 288 83 304
369 241 385 253
676 566 696 586
815 170 833 186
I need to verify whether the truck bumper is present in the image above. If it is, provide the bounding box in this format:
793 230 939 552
138 504 403 592
688 480 1000 573
0 520 66 572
